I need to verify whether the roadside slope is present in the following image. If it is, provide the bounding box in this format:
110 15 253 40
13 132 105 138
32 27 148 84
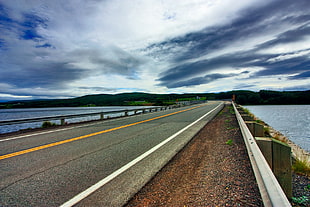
125 104 263 206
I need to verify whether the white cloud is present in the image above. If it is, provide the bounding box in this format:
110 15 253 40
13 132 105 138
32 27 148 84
0 0 309 100
267 49 310 63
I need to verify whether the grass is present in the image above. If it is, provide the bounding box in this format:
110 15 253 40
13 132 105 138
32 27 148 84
292 196 309 206
263 127 271 136
292 158 310 176
242 107 251 114
226 139 233 146
291 184 310 206
41 121 57 128
228 106 235 115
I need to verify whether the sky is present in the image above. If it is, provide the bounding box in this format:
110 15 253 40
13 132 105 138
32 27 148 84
0 0 309 101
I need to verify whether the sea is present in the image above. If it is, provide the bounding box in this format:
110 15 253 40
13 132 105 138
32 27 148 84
0 106 153 134
244 105 310 152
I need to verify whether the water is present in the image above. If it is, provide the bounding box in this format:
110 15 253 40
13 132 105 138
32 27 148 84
0 106 153 134
244 105 310 152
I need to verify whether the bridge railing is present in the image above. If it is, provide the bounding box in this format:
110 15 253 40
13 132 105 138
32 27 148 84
0 100 208 127
232 102 291 207
0 106 168 126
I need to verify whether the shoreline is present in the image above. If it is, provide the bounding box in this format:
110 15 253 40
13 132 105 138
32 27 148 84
268 125 310 164
241 105 310 165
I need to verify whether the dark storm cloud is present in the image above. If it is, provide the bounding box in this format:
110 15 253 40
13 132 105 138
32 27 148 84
85 46 145 77
20 13 47 40
257 24 310 50
234 84 257 90
253 55 310 76
0 45 145 89
163 73 238 88
157 52 255 84
0 2 145 96
0 61 86 88
288 70 310 80
154 0 310 88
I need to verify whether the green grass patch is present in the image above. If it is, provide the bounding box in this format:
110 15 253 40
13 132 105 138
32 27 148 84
292 159 310 176
226 139 233 146
292 196 309 206
242 107 251 114
228 106 235 115
41 121 57 128
264 127 270 136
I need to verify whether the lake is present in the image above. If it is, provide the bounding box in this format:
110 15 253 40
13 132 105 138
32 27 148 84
0 106 153 134
244 105 310 152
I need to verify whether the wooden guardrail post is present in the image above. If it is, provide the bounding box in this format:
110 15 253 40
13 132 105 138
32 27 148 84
245 121 264 137
61 118 65 125
241 114 253 121
233 102 291 206
255 137 292 199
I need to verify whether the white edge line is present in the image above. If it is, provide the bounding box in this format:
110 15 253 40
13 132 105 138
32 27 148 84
0 127 78 142
60 102 223 207
0 112 150 142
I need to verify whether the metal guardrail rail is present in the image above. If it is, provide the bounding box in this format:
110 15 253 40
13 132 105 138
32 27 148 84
232 102 291 207
0 100 208 127
0 106 168 126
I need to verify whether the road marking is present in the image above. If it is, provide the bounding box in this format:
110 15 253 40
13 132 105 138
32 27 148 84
60 102 223 207
0 127 82 142
0 105 204 160
0 111 149 142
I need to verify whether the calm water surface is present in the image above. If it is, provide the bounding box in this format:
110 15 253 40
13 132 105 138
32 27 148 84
245 105 310 152
0 106 152 134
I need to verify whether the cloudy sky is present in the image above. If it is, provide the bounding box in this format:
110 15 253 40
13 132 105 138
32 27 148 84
0 0 309 101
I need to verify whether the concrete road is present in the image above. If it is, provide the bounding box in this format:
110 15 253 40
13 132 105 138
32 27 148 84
0 101 223 206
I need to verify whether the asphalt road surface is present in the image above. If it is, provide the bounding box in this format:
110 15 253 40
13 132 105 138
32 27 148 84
0 101 223 206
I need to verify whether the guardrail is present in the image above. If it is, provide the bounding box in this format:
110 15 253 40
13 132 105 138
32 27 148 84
232 102 291 207
0 100 208 127
0 106 170 126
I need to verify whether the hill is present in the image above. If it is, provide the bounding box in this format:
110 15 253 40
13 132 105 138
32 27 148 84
1 90 309 109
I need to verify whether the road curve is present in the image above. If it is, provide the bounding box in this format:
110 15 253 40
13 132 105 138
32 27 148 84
0 101 223 206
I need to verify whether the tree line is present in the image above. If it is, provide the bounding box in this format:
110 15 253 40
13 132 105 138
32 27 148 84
1 90 309 109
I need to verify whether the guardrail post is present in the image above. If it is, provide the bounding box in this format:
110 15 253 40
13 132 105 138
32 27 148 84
255 137 273 168
125 111 128 116
232 102 291 206
245 121 264 137
256 137 292 199
272 139 292 199
100 113 104 120
241 114 253 121
61 118 65 125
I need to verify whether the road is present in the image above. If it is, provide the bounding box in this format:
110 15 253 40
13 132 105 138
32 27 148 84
0 101 223 206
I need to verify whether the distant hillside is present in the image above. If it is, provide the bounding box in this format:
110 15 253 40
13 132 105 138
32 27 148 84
1 90 309 109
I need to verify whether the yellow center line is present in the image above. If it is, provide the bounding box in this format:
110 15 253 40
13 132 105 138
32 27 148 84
0 105 204 160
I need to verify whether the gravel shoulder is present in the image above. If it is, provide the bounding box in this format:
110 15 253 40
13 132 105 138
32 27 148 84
125 104 264 206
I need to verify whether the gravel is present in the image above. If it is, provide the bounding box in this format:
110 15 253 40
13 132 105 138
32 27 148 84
125 104 263 206
292 174 310 207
